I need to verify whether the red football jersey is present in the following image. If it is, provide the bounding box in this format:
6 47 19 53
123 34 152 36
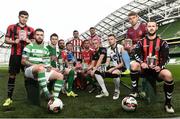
81 49 94 65
126 23 147 45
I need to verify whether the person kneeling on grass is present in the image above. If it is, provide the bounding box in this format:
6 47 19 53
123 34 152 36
60 42 78 97
130 20 174 113
105 34 125 100
87 39 109 98
21 28 64 101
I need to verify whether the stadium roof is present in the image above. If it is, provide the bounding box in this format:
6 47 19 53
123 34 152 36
80 0 180 47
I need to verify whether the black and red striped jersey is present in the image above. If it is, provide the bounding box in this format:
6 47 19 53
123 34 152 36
5 23 34 56
135 36 169 68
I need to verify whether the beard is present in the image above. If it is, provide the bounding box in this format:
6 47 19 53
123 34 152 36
148 31 156 36
59 45 65 49
36 39 43 44
110 43 116 48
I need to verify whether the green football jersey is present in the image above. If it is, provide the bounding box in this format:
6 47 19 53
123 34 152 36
46 45 59 68
22 42 50 67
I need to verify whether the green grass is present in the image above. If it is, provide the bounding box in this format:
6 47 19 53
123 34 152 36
0 65 180 118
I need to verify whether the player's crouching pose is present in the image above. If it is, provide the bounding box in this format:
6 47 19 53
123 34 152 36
21 28 64 101
60 42 78 97
105 34 125 100
87 39 109 98
130 20 175 113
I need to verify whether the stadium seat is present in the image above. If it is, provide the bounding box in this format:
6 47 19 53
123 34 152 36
141 77 157 104
24 77 40 106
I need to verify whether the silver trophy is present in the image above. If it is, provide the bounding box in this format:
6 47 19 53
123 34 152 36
99 64 107 73
19 30 26 41
124 39 132 48
146 56 157 66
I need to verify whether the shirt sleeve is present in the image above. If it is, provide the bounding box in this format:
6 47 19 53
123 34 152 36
29 27 35 40
92 52 96 60
107 48 111 58
5 25 13 38
100 47 107 55
22 44 31 58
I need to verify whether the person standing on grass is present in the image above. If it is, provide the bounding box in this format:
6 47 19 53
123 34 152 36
3 10 34 107
88 27 101 50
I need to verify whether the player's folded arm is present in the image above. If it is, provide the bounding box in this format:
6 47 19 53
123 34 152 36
158 41 170 68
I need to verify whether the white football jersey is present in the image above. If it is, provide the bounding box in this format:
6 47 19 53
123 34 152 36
107 44 123 66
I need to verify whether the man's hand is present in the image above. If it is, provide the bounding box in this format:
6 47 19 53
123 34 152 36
108 67 115 73
25 38 31 44
14 39 20 44
152 66 161 72
141 62 148 69
52 67 60 72
51 56 58 62
91 68 96 76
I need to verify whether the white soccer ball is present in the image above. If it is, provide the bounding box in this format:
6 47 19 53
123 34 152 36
48 98 63 113
121 96 138 111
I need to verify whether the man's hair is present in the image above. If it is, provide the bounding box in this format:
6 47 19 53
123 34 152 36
73 30 79 33
19 10 29 16
83 39 90 43
35 28 44 33
66 42 73 46
50 33 58 39
148 19 157 26
128 11 138 17
58 39 64 42
83 39 90 45
89 27 95 30
108 34 116 39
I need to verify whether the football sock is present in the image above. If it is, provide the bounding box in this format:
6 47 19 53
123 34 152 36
94 74 108 93
67 70 75 92
38 72 50 98
113 77 120 93
130 70 139 92
53 80 64 98
7 77 15 99
164 80 174 105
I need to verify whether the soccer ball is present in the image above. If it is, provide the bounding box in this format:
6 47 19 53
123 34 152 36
48 98 63 113
121 96 138 111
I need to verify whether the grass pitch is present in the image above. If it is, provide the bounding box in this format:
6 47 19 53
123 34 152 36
0 65 180 118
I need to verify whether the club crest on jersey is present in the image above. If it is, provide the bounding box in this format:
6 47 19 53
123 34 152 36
138 31 142 36
112 55 118 61
155 46 160 51
28 32 31 35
